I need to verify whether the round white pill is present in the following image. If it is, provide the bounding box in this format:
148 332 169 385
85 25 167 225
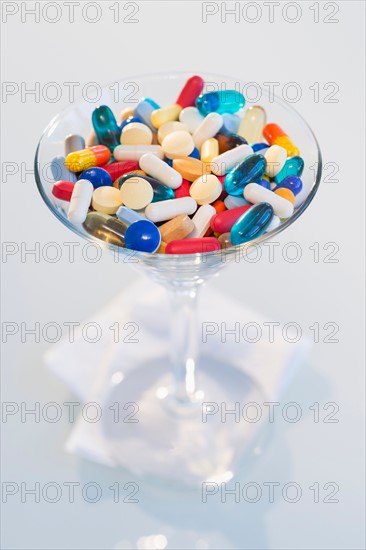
190 174 222 205
120 123 153 145
157 121 188 144
162 131 195 160
120 177 154 210
92 186 123 215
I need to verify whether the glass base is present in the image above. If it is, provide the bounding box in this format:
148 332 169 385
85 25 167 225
101 354 267 486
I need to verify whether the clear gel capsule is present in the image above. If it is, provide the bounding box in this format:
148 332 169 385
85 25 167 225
218 232 233 249
274 156 304 183
230 203 274 245
92 105 121 151
238 106 266 143
224 154 266 196
83 211 127 247
196 90 245 116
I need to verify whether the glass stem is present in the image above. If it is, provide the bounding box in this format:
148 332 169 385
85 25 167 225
169 285 200 404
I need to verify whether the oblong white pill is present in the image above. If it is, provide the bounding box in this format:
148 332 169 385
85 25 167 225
162 131 195 160
114 145 164 161
179 107 204 134
145 197 197 223
190 174 222 205
210 144 253 176
264 145 287 177
244 183 294 219
189 204 216 238
157 121 188 144
120 177 154 210
139 153 182 189
224 195 250 209
193 113 224 149
120 123 153 145
68 180 93 224
265 215 281 233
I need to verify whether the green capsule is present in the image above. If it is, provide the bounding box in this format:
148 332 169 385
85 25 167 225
196 90 245 116
274 156 304 184
92 105 121 151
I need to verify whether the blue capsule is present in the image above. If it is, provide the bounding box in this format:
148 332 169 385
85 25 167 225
258 178 271 190
190 147 200 159
119 116 143 131
274 156 304 183
274 175 303 196
92 105 121 151
221 113 241 134
134 100 158 131
79 167 112 189
124 219 161 253
140 97 160 109
252 143 270 154
230 203 274 245
196 90 245 116
224 154 266 196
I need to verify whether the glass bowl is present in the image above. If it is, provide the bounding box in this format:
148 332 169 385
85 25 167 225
35 72 322 485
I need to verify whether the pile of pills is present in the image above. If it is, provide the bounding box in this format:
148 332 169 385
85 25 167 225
51 75 305 254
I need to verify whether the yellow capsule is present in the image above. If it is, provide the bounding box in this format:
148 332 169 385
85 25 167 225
238 106 266 143
274 135 300 157
201 138 219 164
151 104 182 129
120 107 135 121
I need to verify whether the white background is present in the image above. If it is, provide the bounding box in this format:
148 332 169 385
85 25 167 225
1 1 365 549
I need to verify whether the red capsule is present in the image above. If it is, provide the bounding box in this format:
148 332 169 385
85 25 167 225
52 180 74 201
166 237 221 254
210 205 251 233
262 123 286 143
174 179 191 198
101 161 139 182
90 145 111 165
176 75 205 108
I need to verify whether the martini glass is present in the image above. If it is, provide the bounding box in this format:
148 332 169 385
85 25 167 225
35 72 321 485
